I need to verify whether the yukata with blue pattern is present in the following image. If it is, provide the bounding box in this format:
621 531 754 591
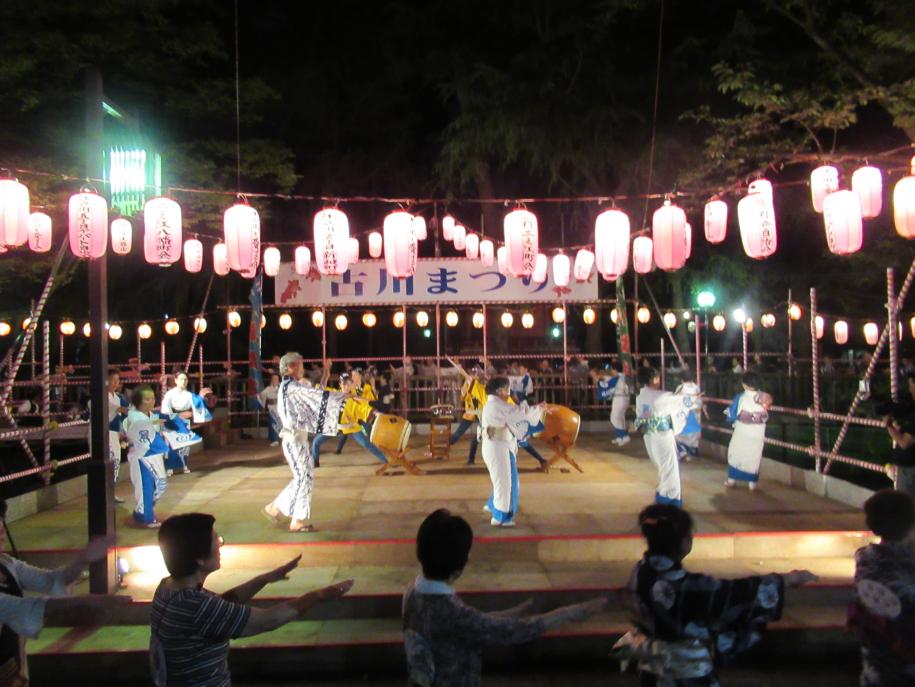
160 387 212 472
674 383 703 461
122 408 169 525
635 388 699 507
597 372 630 441
724 389 772 485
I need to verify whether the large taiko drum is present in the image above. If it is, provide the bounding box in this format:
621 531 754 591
540 405 580 449
370 413 412 453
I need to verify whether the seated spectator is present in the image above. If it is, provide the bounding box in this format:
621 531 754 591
0 499 129 684
402 509 605 686
851 490 915 685
613 504 817 685
151 513 353 686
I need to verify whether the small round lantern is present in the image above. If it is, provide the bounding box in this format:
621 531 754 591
637 306 651 324
704 200 727 244
445 311 459 327
610 308 619 325
311 310 324 328
521 312 534 329
108 324 123 340
416 310 429 328
712 315 726 331
165 320 180 336
361 312 377 328
834 320 848 345
193 317 207 334
138 323 152 339
227 311 242 328
583 307 596 325
501 312 514 328
663 312 677 329
335 314 348 331
393 311 405 328
279 313 293 330
472 312 484 329
552 306 565 324
60 320 76 336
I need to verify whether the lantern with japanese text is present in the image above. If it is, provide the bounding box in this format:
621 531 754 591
137 323 152 339
445 311 459 327
822 190 863 255
144 197 182 265
0 177 29 247
864 322 879 345
383 211 417 278
227 311 242 328
472 312 485 329
552 253 571 287
335 314 348 331
183 238 203 273
412 216 427 241
893 157 915 239
362 312 376 328
213 243 230 276
573 249 594 281
834 320 848 345
465 233 480 259
368 231 383 258
704 200 727 244
110 218 132 255
442 215 455 241
68 188 108 259
294 246 311 275
497 246 509 275
452 224 466 251
810 165 839 213
26 212 51 253
632 236 653 274
501 312 514 328
712 315 726 331
263 246 281 276
815 316 824 340
737 189 777 259
313 207 349 275
504 208 538 276
311 310 324 328
852 166 883 219
347 237 359 264
479 239 494 267
594 209 630 278
532 253 548 283
652 201 688 271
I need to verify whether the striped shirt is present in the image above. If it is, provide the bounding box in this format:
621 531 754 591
150 581 251 687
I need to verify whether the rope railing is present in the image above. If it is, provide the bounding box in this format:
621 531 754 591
0 452 91 485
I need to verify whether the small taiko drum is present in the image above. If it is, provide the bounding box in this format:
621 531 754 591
370 413 412 454
540 405 580 449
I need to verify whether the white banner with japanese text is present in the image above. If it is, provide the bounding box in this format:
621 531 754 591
274 258 599 306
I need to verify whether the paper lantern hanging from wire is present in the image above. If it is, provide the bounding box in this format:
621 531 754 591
594 209 630 278
442 215 455 241
362 312 377 328
497 246 509 275
704 200 728 244
893 157 915 239
465 233 480 259
445 311 459 327
110 218 132 255
183 238 203 273
311 310 324 328
573 249 594 281
383 211 417 278
552 253 571 287
815 316 825 340
810 165 840 213
68 188 108 259
864 322 879 345
852 166 883 219
263 246 281 276
346 237 359 264
137 323 152 339
368 232 383 258
452 224 466 251
0 177 29 247
335 314 348 331
144 197 182 266
313 208 349 276
412 216 427 241
652 201 688 271
632 236 653 274
822 190 863 255
294 246 311 275
472 312 484 329
28 212 52 253
737 188 777 260
531 253 548 283
479 239 495 267
224 201 261 273
503 208 538 276
213 243 230 276
227 311 242 328
834 320 848 345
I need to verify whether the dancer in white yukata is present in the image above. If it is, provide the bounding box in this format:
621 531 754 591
160 371 213 475
258 374 281 446
262 352 349 533
674 381 704 461
634 368 698 508
122 385 170 528
724 372 772 490
480 377 545 527
594 362 630 446
106 371 129 503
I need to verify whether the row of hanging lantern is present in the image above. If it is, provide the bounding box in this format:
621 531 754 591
0 317 209 339
811 316 915 346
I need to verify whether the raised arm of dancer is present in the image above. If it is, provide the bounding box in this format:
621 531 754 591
222 556 301 604
446 356 471 382
320 360 331 389
239 580 353 637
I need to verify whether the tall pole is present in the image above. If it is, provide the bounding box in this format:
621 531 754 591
633 273 640 357
226 318 233 419
694 314 702 386
401 305 407 417
482 303 488 362
810 288 822 473
435 304 441 398
562 302 569 405
320 306 327 362
85 66 115 593
888 268 899 403
660 337 666 389
787 288 794 378
42 320 51 485
741 323 748 371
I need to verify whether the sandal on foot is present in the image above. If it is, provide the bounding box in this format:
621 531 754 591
289 524 317 533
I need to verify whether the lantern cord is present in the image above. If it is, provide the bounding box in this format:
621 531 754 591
641 0 665 230
234 0 242 193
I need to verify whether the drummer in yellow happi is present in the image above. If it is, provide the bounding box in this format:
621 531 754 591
334 368 378 454
447 357 488 465
311 372 387 468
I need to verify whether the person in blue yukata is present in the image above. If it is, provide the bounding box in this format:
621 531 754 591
123 385 170 528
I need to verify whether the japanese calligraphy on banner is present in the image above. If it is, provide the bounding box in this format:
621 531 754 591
274 258 598 306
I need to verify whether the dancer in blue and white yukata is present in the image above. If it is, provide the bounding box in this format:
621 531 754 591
107 371 129 503
724 371 772 491
674 381 703 462
635 368 699 508
122 385 169 528
594 362 630 446
480 377 545 527
509 363 534 405
159 371 213 475
262 352 350 533
258 374 281 446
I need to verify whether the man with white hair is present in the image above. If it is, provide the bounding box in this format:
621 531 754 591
262 352 349 532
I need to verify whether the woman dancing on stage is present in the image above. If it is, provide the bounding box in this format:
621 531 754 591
724 372 772 490
593 362 630 446
159 370 213 475
123 385 170 528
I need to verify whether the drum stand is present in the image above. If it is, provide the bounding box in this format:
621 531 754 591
428 404 453 461
544 441 584 473
375 448 423 476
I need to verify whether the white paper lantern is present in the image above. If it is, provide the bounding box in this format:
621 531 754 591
416 310 429 327
452 224 466 251
637 306 651 324
223 202 261 273
412 215 427 241
368 231 383 258
279 313 293 330
362 312 377 328
294 246 311 275
810 165 839 213
632 236 653 274
822 190 863 255
501 312 514 328
497 246 509 275
651 201 688 271
552 306 566 324
573 249 594 281
594 209 630 278
0 178 29 247
465 233 480 259
313 208 349 275
893 157 915 239
311 310 324 328
704 200 728 244
583 308 596 325
712 314 726 331
834 320 848 345
68 189 108 259
521 312 534 329
335 314 348 331
445 311 459 327
183 238 203 273
383 210 418 278
108 324 123 340
531 253 548 283
815 315 825 340
213 243 230 276
137 323 152 339
144 197 182 265
552 253 571 287
479 239 495 266
27 212 52 253
852 166 883 219
264 246 282 276
503 208 539 276
347 237 360 264
110 218 132 255
472 312 485 329
864 322 879 345
737 191 778 259
684 223 692 259
442 215 455 241
227 311 242 328
663 312 677 329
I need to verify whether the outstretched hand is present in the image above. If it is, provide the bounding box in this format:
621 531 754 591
80 534 116 565
264 555 302 583
316 579 354 601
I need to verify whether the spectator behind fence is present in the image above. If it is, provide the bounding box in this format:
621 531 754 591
150 513 353 687
851 490 915 685
882 372 915 498
402 509 606 687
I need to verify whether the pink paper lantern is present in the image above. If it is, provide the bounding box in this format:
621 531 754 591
465 233 480 259
852 166 883 219
893 157 915 239
503 209 539 276
573 249 594 281
213 243 230 276
651 202 688 271
183 238 203 273
263 246 281 276
313 208 349 276
28 212 52 253
479 239 495 266
453 224 467 250
833 320 848 345
594 209 630 279
864 322 879 346
822 190 863 255
144 197 182 266
552 254 571 287
532 253 548 283
294 246 311 275
684 223 692 259
368 231 383 258
497 246 509 275
383 210 417 278
810 165 839 213
815 315 824 340
110 218 132 255
632 236 653 274
0 178 29 247
737 191 777 260
347 237 360 264
68 189 108 259
704 200 728 244
442 215 455 241
412 216 427 241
